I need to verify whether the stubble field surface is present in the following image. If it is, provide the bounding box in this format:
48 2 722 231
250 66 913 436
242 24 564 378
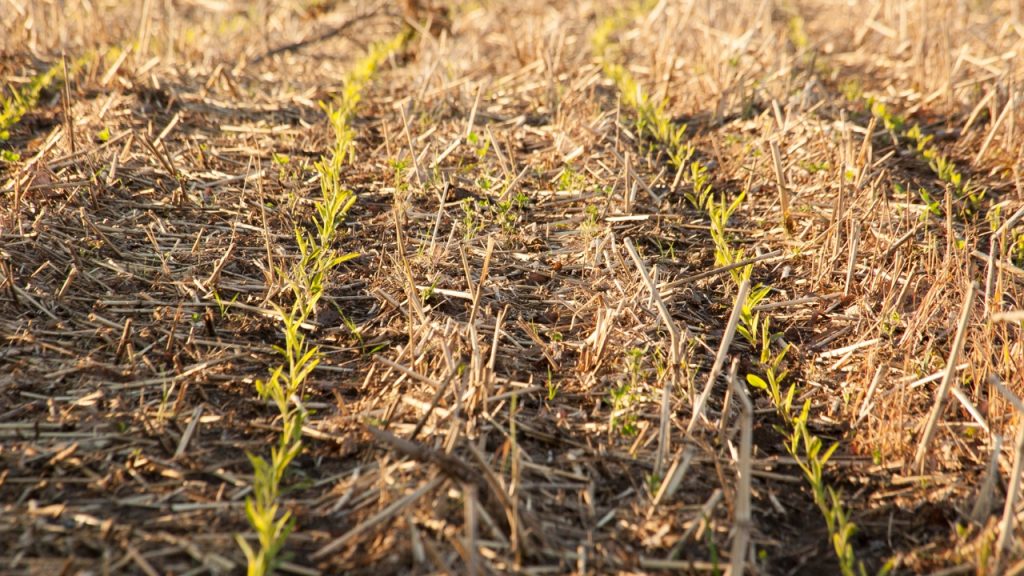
2 1 1023 574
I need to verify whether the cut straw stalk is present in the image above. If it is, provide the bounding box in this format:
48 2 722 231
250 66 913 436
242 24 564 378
970 434 1003 524
769 140 794 234
727 359 752 576
688 279 750 434
996 425 1024 572
992 310 1024 323
624 237 683 477
844 220 859 297
991 373 1024 571
913 282 977 472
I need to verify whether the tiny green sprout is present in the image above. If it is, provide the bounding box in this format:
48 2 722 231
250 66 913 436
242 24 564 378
420 282 436 303
839 78 862 102
918 188 942 217
610 380 639 436
0 149 20 162
272 152 290 165
461 198 484 239
1010 229 1024 266
881 310 901 337
653 237 676 259
704 528 721 572
389 158 408 172
96 127 111 142
987 203 1003 230
212 290 240 318
626 346 646 382
905 123 923 143
494 198 521 233
466 130 490 159
685 161 714 210
646 472 662 495
583 204 601 229
546 367 557 401
801 160 829 174
338 309 367 351
557 166 586 192
787 16 809 50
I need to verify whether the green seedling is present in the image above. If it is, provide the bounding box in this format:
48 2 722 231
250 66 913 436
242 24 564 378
592 3 692 171
557 166 587 193
467 130 490 160
240 31 409 576
733 268 869 575
787 16 809 51
646 472 663 498
609 380 639 436
708 190 750 283
747 339 795 414
1010 229 1024 267
582 203 601 234
611 346 647 436
546 367 558 401
737 283 771 347
877 110 986 219
461 198 485 239
685 161 714 211
0 61 64 139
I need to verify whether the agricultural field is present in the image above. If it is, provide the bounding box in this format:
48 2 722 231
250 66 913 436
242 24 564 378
1 0 1023 574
